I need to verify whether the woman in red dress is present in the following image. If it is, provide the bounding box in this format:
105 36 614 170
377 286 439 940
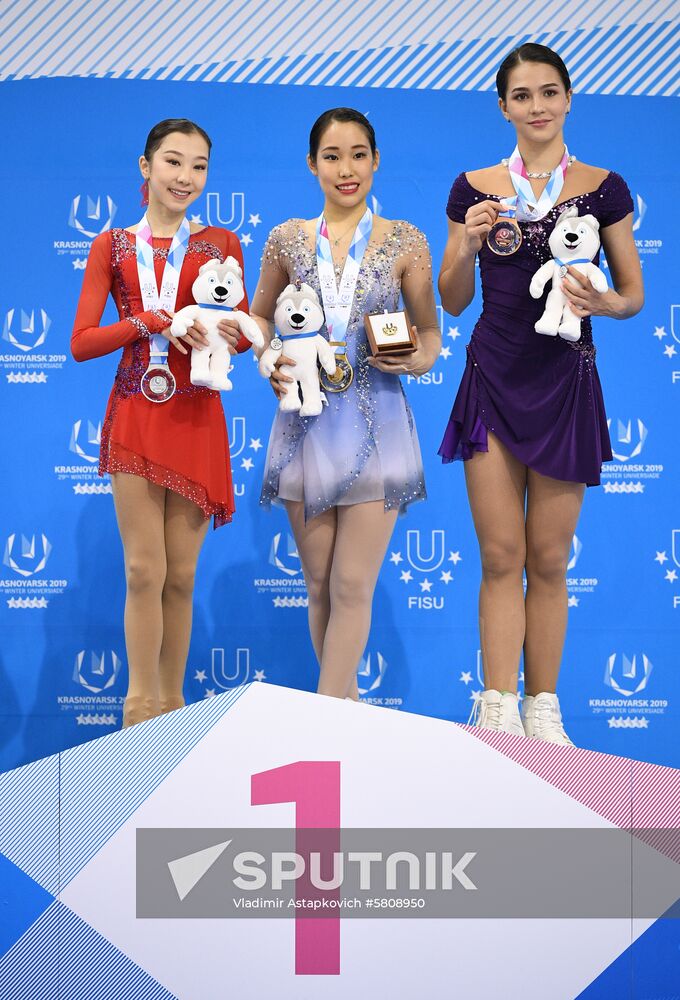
72 118 250 727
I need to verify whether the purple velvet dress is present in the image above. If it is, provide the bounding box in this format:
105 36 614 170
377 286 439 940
438 171 634 485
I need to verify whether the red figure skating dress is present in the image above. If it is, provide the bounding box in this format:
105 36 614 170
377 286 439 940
72 227 250 526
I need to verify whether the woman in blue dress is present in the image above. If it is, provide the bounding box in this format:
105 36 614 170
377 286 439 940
250 108 441 701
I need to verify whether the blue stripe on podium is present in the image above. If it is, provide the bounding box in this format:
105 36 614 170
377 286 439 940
60 686 251 887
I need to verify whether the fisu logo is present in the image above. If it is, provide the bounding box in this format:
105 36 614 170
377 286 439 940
567 535 582 571
204 648 266 691
229 416 246 458
671 305 680 346
672 530 680 568
606 417 647 462
632 194 646 233
357 651 388 695
205 192 245 232
69 419 102 464
406 530 445 572
68 195 117 239
73 650 123 693
3 533 51 577
269 533 301 577
604 653 653 697
2 308 50 352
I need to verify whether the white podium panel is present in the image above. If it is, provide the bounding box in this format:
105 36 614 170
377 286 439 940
1 683 679 999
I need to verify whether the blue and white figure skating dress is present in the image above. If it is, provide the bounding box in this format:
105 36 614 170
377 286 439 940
259 218 435 520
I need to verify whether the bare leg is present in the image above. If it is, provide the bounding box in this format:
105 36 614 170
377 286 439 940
464 433 527 692
158 490 211 713
318 501 398 699
524 469 584 694
285 499 337 659
111 473 167 725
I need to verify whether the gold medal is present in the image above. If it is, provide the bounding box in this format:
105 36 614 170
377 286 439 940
319 341 354 393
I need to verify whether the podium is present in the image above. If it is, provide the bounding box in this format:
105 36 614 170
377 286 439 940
1 682 679 999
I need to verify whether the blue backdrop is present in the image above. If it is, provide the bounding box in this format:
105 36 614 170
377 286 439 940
1 57 678 771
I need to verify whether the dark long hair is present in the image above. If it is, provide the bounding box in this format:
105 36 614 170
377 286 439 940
143 118 212 160
496 44 571 100
308 108 377 160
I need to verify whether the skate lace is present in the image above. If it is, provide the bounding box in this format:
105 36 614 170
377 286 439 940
534 700 573 744
467 696 501 728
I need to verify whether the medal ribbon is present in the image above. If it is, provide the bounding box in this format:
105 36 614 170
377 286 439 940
135 214 191 364
315 208 372 358
505 145 570 222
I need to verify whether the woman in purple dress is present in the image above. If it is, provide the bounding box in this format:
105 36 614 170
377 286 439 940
438 44 643 743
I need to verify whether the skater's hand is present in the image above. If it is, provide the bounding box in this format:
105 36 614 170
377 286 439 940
461 199 509 256
367 326 437 378
164 318 209 354
562 266 613 319
217 316 242 355
269 353 296 400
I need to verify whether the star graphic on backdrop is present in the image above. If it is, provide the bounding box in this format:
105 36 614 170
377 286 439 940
470 689 482 703
653 326 667 340
664 344 677 358
440 570 453 584
420 578 433 592
72 258 87 270
607 717 617 729
204 688 217 699
190 214 203 224
76 714 86 724
460 671 473 685
655 551 668 564
249 438 263 452
448 326 461 340
448 551 462 565
194 670 207 683
440 345 452 360
254 669 266 681
389 551 403 565
568 595 580 607
400 569 413 583
248 213 261 227
241 233 253 247
665 569 678 583
241 457 254 471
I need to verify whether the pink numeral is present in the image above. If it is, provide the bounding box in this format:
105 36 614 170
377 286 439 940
252 761 341 975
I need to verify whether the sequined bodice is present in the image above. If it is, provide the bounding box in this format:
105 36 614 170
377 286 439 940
448 171 634 351
264 219 429 368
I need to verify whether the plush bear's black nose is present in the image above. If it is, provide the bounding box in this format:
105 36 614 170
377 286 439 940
565 232 579 244
290 312 305 325
214 285 228 296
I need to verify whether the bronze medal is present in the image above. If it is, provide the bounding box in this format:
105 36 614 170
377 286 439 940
486 217 522 256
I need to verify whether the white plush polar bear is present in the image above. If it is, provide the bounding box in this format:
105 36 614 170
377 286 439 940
171 256 264 391
258 283 336 417
530 206 608 342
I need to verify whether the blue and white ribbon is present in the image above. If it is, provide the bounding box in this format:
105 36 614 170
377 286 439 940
315 208 372 357
505 146 571 222
135 214 191 364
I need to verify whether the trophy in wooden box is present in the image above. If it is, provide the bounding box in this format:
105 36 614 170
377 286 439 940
364 309 417 357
